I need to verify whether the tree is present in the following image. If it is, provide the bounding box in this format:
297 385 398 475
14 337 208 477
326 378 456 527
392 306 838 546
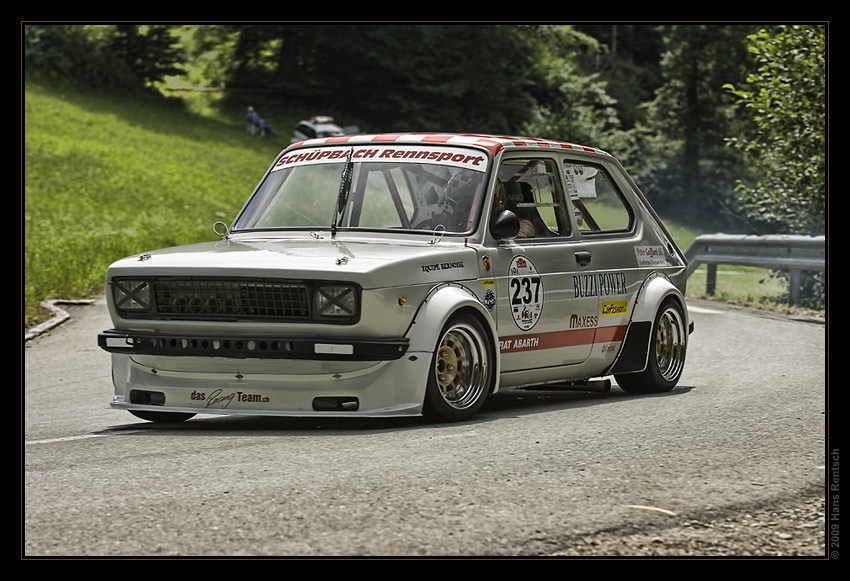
724 25 826 235
25 24 184 91
223 24 544 134
630 25 757 225
574 23 665 131
110 25 184 87
519 25 623 148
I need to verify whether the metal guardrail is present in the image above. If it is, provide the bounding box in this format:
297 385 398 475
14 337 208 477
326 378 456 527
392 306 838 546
684 234 825 305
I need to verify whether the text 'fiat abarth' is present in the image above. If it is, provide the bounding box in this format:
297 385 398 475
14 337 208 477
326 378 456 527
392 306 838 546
98 133 693 423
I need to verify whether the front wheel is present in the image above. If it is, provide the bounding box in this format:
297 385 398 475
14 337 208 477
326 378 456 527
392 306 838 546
423 313 494 421
615 298 687 394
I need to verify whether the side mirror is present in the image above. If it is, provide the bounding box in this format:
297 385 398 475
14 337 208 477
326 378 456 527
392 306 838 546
490 210 520 239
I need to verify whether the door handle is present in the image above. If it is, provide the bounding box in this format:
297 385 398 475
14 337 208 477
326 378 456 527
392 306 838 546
575 251 592 267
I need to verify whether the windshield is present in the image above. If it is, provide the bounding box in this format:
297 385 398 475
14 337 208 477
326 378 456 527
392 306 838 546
232 145 490 234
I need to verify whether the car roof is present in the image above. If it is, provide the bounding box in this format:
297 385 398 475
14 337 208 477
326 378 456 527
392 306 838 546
296 116 343 131
284 132 611 158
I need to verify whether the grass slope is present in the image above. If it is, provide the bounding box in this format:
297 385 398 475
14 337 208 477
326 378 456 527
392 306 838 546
24 82 285 328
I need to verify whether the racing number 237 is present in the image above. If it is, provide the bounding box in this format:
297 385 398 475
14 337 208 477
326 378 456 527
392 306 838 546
510 276 541 306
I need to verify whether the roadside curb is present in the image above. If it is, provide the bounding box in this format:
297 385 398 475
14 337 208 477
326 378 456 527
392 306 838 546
24 299 95 342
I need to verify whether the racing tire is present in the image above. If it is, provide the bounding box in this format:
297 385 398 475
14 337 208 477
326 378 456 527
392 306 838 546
423 312 494 422
615 298 687 394
129 410 196 423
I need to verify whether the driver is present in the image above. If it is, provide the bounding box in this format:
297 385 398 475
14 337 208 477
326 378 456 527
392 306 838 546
492 180 535 238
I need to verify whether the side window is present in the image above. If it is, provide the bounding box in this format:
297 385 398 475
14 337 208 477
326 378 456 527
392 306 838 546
492 158 569 238
564 162 633 233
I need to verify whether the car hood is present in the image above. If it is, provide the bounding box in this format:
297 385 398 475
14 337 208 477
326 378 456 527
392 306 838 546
105 236 481 289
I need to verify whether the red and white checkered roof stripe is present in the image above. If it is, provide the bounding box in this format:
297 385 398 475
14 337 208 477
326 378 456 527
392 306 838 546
286 132 610 157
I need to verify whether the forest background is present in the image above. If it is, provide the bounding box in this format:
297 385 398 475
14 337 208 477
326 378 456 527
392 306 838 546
23 23 827 324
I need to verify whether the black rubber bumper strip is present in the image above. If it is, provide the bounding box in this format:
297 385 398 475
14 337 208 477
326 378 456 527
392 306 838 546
98 329 409 361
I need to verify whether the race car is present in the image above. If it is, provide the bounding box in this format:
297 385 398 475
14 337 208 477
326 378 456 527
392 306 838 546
98 132 693 423
290 116 347 143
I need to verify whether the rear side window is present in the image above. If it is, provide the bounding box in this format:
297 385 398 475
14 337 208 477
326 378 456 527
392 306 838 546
564 162 633 233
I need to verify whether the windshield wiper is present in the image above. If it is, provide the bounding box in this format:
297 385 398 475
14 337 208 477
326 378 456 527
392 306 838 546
331 148 354 238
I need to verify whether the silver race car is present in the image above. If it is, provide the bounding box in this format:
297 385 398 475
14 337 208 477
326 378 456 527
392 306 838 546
99 133 692 423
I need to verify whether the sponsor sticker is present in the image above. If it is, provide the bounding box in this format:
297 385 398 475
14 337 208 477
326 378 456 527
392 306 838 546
565 165 599 199
574 272 628 298
569 313 598 329
635 245 668 267
190 389 271 409
421 261 465 274
274 145 488 172
498 326 627 354
483 289 496 312
601 301 629 317
499 336 541 352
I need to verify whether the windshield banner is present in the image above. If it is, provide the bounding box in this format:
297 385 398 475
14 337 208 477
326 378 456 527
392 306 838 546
274 145 489 173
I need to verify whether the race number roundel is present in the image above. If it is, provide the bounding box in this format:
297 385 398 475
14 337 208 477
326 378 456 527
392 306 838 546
509 255 543 331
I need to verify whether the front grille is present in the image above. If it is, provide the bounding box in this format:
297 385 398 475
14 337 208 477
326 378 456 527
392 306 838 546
152 279 311 321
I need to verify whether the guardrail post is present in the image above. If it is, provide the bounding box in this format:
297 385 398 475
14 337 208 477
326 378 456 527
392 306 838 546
789 268 801 306
705 264 717 296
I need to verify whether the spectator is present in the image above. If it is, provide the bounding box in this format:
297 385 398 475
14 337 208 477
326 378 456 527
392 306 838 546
245 106 278 137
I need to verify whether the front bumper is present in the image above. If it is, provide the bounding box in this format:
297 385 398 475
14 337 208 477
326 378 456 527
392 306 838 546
100 330 429 418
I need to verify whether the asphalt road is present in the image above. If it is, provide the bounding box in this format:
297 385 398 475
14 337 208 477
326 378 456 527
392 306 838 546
23 298 828 557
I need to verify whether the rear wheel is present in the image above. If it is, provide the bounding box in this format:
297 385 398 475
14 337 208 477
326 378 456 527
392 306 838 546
423 313 494 421
616 298 687 394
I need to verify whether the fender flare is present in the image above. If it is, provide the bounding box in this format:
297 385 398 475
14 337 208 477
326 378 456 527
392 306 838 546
405 283 502 392
609 272 689 375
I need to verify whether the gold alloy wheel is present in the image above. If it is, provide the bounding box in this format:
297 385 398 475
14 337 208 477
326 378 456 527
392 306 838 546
434 322 489 411
655 304 686 382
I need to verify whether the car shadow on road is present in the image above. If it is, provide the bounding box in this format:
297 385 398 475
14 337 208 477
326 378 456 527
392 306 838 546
482 383 695 417
102 384 695 435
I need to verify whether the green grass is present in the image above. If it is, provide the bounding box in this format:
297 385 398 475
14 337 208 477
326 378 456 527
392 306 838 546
686 265 790 304
23 81 287 329
23 82 810 331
